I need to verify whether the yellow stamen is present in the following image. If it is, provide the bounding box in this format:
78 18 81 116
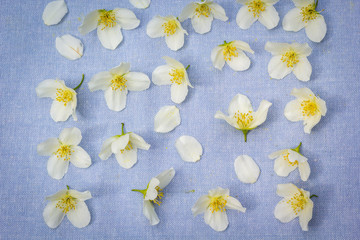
223 43 238 61
301 99 318 117
247 0 266 18
120 142 133 154
283 152 298 166
286 191 308 215
55 88 73 106
300 4 319 23
151 186 164 206
56 193 77 214
111 75 127 91
54 145 73 161
195 4 211 17
99 10 117 30
209 196 227 213
162 20 178 36
281 50 299 68
169 69 184 85
234 111 254 129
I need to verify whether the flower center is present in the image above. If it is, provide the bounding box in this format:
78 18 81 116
120 142 133 154
283 153 298 166
162 20 178 36
151 186 164 206
99 10 117 30
111 75 127 91
195 4 211 17
301 99 318 117
209 196 227 213
234 111 254 129
248 0 266 18
169 69 184 85
55 88 73 106
281 50 299 68
300 4 318 23
223 43 238 61
286 192 308 215
56 194 77 213
54 144 73 161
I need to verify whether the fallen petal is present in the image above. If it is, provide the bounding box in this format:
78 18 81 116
42 0 68 26
234 155 260 184
175 135 203 162
55 34 84 60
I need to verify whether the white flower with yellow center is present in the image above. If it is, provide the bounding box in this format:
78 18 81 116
211 40 254 71
192 187 246 232
36 75 84 122
37 127 92 180
178 0 228 34
236 0 280 30
132 168 175 225
43 186 92 228
78 8 140 50
215 94 272 142
265 42 312 82
99 123 150 169
88 63 150 112
269 142 311 181
129 0 150 9
284 88 327 134
274 183 316 231
146 15 188 51
152 57 193 104
283 0 327 42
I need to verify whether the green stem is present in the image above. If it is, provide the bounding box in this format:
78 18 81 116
292 142 302 153
66 185 70 190
242 130 249 142
73 74 85 91
310 194 318 199
315 0 318 9
131 189 147 195
121 123 125 135
185 65 190 70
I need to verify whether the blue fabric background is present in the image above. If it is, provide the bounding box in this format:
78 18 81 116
0 0 359 239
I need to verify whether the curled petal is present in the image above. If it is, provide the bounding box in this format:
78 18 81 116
191 195 210 216
175 135 203 163
68 190 92 201
144 178 160 200
55 34 83 60
114 8 140 30
299 200 313 231
249 100 272 129
179 3 196 21
225 196 246 212
111 134 130 153
78 10 100 35
210 2 228 21
303 113 321 134
234 155 260 184
42 0 68 26
143 200 160 225
298 161 311 181
214 111 238 129
155 167 175 189
99 136 118 160
154 105 181 133
129 133 150 150
211 46 225 70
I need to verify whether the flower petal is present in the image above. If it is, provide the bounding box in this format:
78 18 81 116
70 146 91 168
144 178 160 200
290 87 314 99
129 0 151 9
258 5 279 29
129 133 150 150
208 187 229 197
178 3 196 22
47 155 69 180
274 156 298 177
214 111 238 129
191 195 210 216
191 15 214 34
236 5 257 29
67 201 91 228
226 51 251 71
268 55 292 79
97 24 123 50
211 46 225 70
88 72 112 92
299 200 313 231
111 134 130 153
68 190 92 201
36 79 63 99
305 15 327 42
152 65 173 85
104 88 128 111
163 56 185 69
232 40 254 54
274 200 297 223
282 8 305 32
228 94 253 115
154 105 181 133
110 63 131 75
155 167 175 189
59 127 82 146
303 113 321 134
42 0 68 26
276 183 299 197
248 100 272 129
204 208 229 232
50 100 74 122
43 201 65 228
45 189 67 201
143 200 160 225
264 42 289 55
55 34 83 61
175 135 203 163
234 155 260 184
146 16 166 38
316 97 327 116
114 8 140 30
78 10 100 35
293 56 312 81
298 161 311 181
171 83 188 104
37 138 60 156
165 30 185 51
284 99 303 122
125 72 151 91
225 196 246 212
99 136 118 160
210 3 228 21
115 148 138 169
268 149 288 159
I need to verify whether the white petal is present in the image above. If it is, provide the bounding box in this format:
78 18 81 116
88 72 112 92
305 15 327 42
225 196 246 212
258 5 279 29
293 56 312 81
292 0 313 8
234 155 260 184
125 72 150 91
298 161 311 181
45 189 67 201
268 55 292 79
208 187 229 197
146 16 166 38
111 134 130 153
154 105 181 133
268 149 288 159
191 195 210 216
99 136 118 160
59 127 82 146
178 3 196 22
129 0 150 9
204 208 228 232
97 24 123 50
143 200 160 225
284 99 303 122
232 40 254 54
155 167 175 189
290 87 314 99
144 178 160 200
50 100 74 122
299 200 313 231
37 138 60 156
214 111 238 129
67 201 91 228
264 42 289 55
115 148 138 169
114 8 140 30
291 42 312 56
171 83 188 104
248 100 272 129
36 79 63 99
70 146 91 168
175 135 203 163
129 133 150 150
316 97 327 116
274 200 297 223
163 56 185 69
78 10 100 35
274 156 297 177
210 3 228 21
303 113 321 134
55 34 83 60
165 30 185 51
104 88 127 112
68 190 92 201
42 0 68 26
110 63 131 75
276 183 299 197
282 8 305 32
47 155 69 180
152 65 173 85
191 15 214 34
211 46 225 70
289 150 308 163
228 94 253 115
236 5 257 29
43 201 65 228
226 51 251 71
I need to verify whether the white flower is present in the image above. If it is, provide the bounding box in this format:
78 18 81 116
43 186 92 228
88 63 150 112
269 142 310 181
99 123 150 169
236 0 280 30
265 42 312 82
42 0 68 26
192 187 246 232
211 40 254 71
178 0 228 34
36 76 84 122
132 168 176 225
154 105 181 133
56 34 84 60
175 136 203 163
146 15 188 51
274 183 314 231
152 56 193 104
283 0 327 42
234 155 260 183
78 8 140 50
215 94 272 142
37 127 91 180
284 88 327 134
129 0 150 9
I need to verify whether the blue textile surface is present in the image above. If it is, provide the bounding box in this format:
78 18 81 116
0 0 359 239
